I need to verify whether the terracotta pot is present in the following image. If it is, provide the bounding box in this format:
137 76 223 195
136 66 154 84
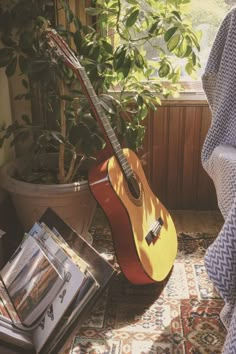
0 155 97 241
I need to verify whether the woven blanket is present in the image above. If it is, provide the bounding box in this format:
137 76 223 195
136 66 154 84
201 6 236 353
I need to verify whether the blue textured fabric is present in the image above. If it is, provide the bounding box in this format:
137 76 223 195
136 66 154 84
201 6 236 353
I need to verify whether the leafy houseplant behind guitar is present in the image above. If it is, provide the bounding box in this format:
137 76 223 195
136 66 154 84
43 27 178 285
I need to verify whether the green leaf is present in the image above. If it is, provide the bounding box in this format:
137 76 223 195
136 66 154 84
6 57 17 77
185 62 193 76
126 9 139 28
137 95 143 105
192 51 197 66
73 31 83 50
19 55 28 73
19 31 33 50
183 45 192 58
21 114 31 124
149 21 159 35
158 62 170 78
134 53 144 69
120 56 132 77
0 138 4 148
65 8 74 23
102 40 113 55
172 11 182 21
187 34 200 51
50 131 66 144
167 34 181 52
0 48 14 67
126 0 138 4
60 95 74 101
114 47 127 70
73 17 82 31
85 7 102 16
21 79 29 89
164 27 178 42
178 38 188 57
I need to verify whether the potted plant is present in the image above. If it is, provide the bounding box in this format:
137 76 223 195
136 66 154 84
0 0 200 238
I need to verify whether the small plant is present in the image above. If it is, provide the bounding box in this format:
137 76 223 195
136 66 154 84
0 0 201 184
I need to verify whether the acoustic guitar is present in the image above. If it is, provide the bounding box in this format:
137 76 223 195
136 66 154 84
43 27 178 285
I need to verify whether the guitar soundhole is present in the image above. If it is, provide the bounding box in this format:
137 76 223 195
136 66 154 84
128 175 141 199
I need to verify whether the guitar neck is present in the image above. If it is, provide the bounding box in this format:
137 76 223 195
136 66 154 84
78 67 118 153
75 66 133 179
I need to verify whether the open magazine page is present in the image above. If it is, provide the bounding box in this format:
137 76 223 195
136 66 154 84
40 222 89 273
0 280 33 350
0 235 65 327
41 270 99 353
32 257 96 353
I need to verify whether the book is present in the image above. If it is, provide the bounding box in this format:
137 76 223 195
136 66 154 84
0 208 115 354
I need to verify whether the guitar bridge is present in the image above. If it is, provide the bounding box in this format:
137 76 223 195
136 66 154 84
145 217 164 245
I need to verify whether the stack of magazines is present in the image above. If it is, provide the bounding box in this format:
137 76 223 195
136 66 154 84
0 208 115 354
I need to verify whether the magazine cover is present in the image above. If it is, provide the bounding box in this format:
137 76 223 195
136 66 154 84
0 235 65 327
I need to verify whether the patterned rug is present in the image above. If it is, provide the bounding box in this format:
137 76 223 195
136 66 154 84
67 213 227 354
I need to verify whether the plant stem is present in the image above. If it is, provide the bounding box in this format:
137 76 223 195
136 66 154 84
58 80 66 183
64 151 77 183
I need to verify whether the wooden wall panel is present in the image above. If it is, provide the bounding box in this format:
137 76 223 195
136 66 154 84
140 102 218 211
56 0 92 27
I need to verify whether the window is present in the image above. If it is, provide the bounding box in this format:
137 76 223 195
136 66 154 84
142 0 236 92
188 0 236 80
116 0 236 94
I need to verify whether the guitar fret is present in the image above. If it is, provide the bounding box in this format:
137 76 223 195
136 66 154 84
117 154 131 169
112 140 120 147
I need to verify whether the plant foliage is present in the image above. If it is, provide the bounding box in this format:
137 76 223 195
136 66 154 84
0 0 201 183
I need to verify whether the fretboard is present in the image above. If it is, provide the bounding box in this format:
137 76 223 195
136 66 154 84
77 66 133 179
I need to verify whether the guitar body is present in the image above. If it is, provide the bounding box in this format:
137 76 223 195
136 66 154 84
89 148 177 285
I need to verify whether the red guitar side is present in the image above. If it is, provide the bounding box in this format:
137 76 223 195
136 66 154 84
43 28 178 284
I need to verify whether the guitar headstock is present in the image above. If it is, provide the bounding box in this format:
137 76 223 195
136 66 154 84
41 25 81 70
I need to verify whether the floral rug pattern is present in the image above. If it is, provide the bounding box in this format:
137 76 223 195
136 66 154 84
67 217 226 354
